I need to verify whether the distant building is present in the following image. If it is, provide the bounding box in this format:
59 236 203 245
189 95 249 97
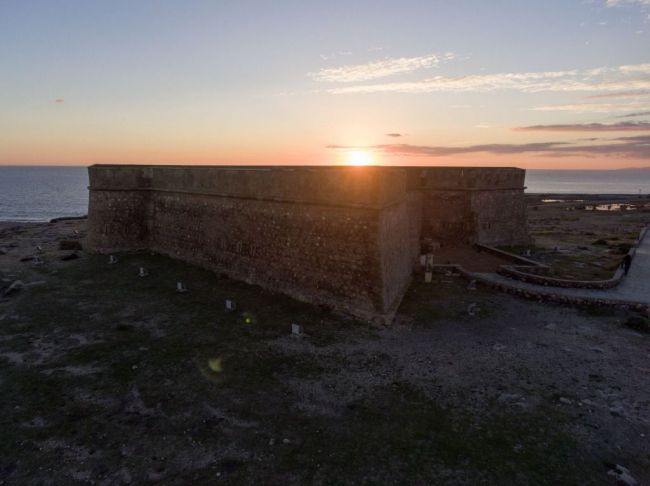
86 165 528 323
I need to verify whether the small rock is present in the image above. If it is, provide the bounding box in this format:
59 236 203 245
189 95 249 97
282 438 291 445
609 405 625 417
559 397 572 405
60 252 80 261
607 464 637 486
25 281 46 288
2 280 25 296
544 323 557 330
493 343 506 351
268 438 275 446
498 393 521 403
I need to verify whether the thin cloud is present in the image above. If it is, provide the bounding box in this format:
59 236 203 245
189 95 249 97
322 63 650 94
327 136 650 159
54 98 64 104
308 53 454 83
386 133 402 137
617 111 650 118
514 121 650 131
584 90 650 99
606 0 650 6
532 102 650 113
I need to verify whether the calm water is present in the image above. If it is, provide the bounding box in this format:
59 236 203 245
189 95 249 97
0 166 88 222
1 166 650 222
525 169 650 195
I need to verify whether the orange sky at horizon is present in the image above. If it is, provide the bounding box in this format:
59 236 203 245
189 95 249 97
2 2 649 170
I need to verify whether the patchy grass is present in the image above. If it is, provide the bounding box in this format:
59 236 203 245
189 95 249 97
1 249 648 484
524 200 648 279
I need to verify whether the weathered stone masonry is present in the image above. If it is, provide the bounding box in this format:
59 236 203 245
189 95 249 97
86 165 528 323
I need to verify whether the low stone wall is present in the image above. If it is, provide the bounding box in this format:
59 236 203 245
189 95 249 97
475 244 546 267
429 264 649 315
497 265 624 290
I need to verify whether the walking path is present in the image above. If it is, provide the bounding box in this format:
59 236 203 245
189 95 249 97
474 231 650 307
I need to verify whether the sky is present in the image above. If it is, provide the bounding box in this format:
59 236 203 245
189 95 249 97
0 0 649 169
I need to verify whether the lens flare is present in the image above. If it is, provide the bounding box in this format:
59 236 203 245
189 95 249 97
208 357 223 373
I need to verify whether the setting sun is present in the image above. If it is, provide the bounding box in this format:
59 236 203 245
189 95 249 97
346 150 374 166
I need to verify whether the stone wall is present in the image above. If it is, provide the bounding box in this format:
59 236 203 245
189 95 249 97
86 165 528 323
406 167 529 246
86 165 415 323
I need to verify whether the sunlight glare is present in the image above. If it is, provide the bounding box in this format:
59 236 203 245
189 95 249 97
346 150 374 166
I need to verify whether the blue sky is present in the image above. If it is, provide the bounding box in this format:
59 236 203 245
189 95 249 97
1 0 649 167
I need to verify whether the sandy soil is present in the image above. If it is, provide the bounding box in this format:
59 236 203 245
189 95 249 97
0 219 649 485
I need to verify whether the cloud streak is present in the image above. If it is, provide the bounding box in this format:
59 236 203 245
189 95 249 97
515 121 650 131
584 90 650 99
617 111 650 118
320 63 650 94
308 53 454 83
532 101 650 113
606 0 650 7
327 135 650 159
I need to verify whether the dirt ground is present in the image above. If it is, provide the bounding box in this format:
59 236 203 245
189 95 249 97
516 195 650 280
1 219 649 485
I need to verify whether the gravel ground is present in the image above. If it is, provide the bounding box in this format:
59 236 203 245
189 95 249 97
0 220 648 485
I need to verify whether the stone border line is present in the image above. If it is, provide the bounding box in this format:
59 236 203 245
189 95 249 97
427 264 649 315
479 225 648 290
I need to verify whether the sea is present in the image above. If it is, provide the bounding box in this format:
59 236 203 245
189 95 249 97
1 166 650 222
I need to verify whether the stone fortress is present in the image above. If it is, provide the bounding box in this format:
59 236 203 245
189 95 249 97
86 165 529 323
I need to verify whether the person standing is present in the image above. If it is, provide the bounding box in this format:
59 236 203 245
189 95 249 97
623 254 632 275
